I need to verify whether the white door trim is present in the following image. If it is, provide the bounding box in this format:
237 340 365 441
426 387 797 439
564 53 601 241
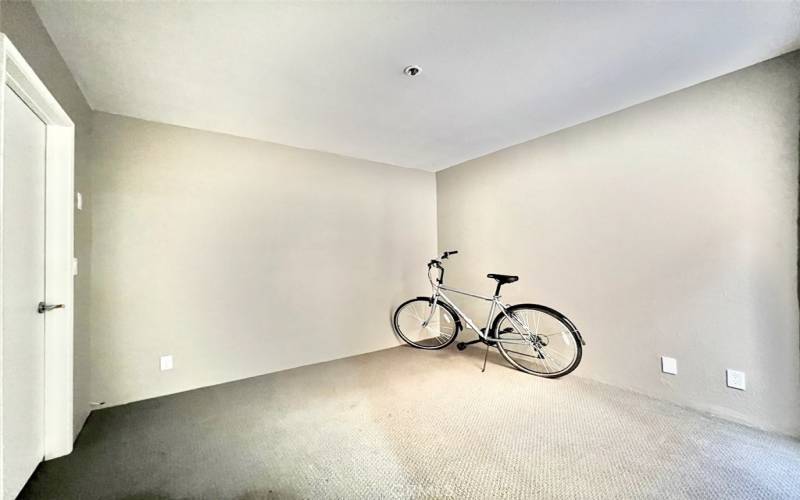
0 32 75 484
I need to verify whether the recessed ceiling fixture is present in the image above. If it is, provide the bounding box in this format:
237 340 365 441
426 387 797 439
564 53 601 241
403 65 421 77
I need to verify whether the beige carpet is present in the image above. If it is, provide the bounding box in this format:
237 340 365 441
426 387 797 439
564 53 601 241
22 345 800 499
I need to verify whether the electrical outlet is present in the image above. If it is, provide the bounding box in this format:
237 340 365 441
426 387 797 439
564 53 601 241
661 356 677 375
160 355 173 371
726 369 746 390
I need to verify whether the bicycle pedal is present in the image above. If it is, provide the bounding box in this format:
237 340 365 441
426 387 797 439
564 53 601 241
456 342 467 351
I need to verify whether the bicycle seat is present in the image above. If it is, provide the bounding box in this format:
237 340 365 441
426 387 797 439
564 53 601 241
487 273 519 284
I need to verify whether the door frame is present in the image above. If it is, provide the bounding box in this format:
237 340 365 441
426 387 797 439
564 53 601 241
0 32 75 477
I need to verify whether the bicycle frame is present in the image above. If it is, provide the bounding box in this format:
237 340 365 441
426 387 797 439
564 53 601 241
423 264 534 346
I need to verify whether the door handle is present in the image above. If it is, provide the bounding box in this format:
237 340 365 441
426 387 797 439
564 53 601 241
37 302 64 314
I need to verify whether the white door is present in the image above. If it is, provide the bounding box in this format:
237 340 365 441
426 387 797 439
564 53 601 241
2 84 47 499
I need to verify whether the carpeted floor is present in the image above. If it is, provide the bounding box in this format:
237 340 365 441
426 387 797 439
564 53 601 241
20 345 800 499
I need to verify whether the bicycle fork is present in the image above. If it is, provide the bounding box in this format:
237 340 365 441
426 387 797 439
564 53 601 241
421 294 440 328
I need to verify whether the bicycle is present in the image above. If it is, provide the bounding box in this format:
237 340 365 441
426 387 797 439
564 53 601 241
392 250 585 377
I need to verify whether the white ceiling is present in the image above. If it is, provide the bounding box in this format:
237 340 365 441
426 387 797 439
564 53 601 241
34 1 800 171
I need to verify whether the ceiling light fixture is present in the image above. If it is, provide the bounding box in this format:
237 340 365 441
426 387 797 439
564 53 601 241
403 65 421 77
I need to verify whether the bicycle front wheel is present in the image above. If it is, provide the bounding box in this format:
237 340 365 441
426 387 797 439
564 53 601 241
491 304 582 378
393 298 460 349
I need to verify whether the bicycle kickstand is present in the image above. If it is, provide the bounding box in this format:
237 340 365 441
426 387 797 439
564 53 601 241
481 341 490 373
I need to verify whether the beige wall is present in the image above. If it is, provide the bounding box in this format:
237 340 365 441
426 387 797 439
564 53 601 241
89 112 436 406
1 1 94 438
437 52 800 436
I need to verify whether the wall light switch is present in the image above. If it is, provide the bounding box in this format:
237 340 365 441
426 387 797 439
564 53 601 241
72 257 79 276
76 192 83 211
726 369 746 390
160 355 173 371
661 356 677 375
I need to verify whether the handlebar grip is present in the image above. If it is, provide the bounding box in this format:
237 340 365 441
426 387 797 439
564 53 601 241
442 250 459 259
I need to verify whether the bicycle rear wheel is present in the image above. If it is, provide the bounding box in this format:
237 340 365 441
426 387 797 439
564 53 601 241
491 304 582 377
393 297 460 349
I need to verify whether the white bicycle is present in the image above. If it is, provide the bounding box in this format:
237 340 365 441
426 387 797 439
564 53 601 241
393 251 585 378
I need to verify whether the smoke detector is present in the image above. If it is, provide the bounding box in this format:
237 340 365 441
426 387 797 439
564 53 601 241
403 65 421 77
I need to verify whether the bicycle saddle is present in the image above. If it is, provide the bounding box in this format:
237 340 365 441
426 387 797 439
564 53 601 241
487 273 519 284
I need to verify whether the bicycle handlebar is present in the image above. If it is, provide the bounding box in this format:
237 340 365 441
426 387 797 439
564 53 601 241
428 250 458 272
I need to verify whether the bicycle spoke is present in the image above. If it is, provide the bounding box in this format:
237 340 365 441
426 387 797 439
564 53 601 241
504 349 544 361
410 303 426 323
542 347 571 363
538 330 568 338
